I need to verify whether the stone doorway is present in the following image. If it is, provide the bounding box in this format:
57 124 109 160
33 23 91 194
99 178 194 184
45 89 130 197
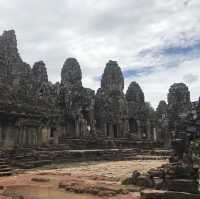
129 118 137 134
50 127 56 138
66 119 76 137
81 110 90 123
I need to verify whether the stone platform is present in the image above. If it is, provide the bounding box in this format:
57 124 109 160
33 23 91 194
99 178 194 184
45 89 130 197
60 137 163 149
0 147 169 169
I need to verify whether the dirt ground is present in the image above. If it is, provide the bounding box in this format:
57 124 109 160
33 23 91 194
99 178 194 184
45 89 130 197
0 160 167 199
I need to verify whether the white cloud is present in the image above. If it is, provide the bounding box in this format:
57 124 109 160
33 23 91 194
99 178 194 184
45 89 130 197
0 0 200 108
125 58 200 108
183 74 198 84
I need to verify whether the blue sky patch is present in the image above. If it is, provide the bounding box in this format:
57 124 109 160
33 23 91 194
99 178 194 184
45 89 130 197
139 39 200 58
94 66 154 81
161 40 200 56
122 67 154 78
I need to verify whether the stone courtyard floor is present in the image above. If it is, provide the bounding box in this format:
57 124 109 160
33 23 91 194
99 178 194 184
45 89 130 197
0 159 167 199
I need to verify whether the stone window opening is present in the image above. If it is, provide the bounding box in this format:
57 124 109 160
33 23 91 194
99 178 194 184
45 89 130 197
81 110 90 124
50 127 56 138
129 118 137 133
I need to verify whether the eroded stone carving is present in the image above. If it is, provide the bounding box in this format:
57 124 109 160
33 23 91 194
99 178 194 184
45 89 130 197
95 60 129 138
126 82 155 140
60 58 95 138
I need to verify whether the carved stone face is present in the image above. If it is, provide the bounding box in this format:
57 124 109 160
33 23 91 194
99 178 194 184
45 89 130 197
61 58 82 87
126 81 144 104
168 83 191 109
101 60 124 92
32 61 48 83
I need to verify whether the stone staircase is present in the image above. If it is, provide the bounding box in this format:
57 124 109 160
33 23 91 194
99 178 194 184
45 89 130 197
120 149 170 161
0 153 12 176
9 148 52 169
0 147 170 170
14 147 169 169
60 137 162 150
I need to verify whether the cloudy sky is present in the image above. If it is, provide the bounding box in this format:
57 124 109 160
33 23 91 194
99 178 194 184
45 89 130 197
0 0 200 108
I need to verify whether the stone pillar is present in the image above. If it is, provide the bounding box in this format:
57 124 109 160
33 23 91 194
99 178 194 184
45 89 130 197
106 123 112 137
75 119 79 138
22 127 25 145
137 120 142 139
119 122 123 137
16 127 21 146
147 120 151 140
153 127 157 141
0 125 2 145
111 124 114 138
104 123 107 137
41 127 49 145
125 119 129 137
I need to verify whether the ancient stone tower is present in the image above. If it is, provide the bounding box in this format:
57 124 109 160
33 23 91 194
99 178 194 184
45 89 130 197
95 60 129 138
32 61 48 85
60 58 95 138
156 100 168 120
126 81 145 139
61 58 82 87
126 81 155 140
0 30 31 86
167 83 191 132
156 100 169 146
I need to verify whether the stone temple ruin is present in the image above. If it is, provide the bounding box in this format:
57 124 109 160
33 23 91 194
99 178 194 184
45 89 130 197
0 30 200 198
0 30 158 149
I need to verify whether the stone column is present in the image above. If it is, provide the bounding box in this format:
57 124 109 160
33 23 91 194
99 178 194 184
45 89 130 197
153 127 157 141
104 123 107 137
0 125 2 145
137 120 142 139
110 124 114 138
75 119 79 138
146 120 151 140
